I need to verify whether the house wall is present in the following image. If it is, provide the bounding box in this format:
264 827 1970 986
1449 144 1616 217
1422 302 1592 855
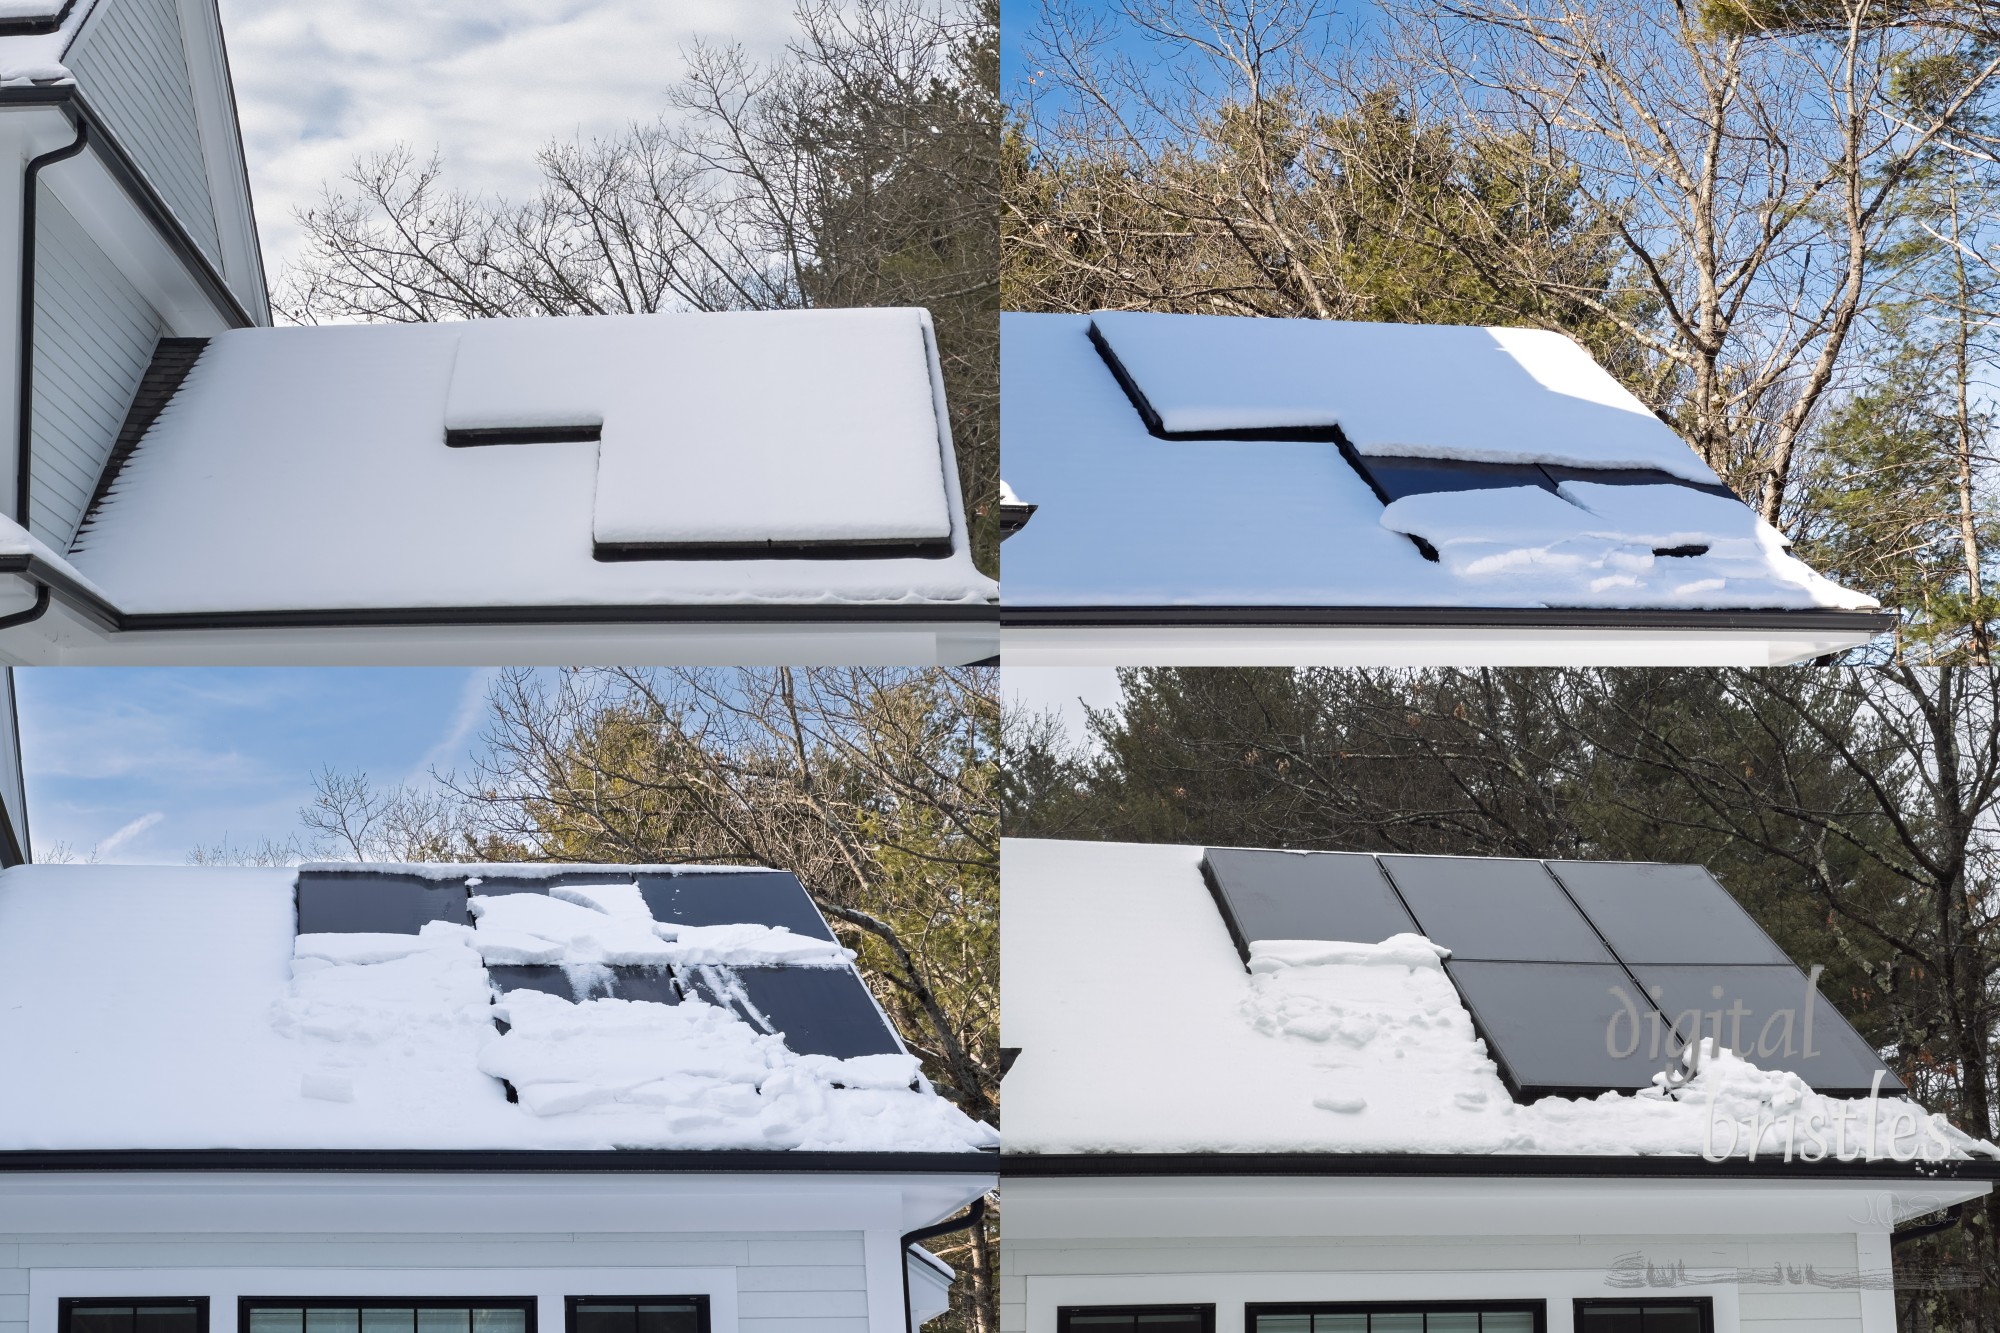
0 1171 996 1333
65 0 224 265
29 184 164 548
998 1176 1960 1333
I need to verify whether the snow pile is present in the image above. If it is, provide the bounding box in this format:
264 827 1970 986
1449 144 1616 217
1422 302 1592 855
0 0 84 86
1237 937 1992 1159
1380 484 1877 611
269 882 989 1151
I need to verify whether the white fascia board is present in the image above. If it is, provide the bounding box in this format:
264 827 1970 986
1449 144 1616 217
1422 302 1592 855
172 0 269 322
38 135 239 334
998 1174 1991 1242
0 1169 996 1235
32 1268 742 1333
0 605 1000 666
1000 623 1878 667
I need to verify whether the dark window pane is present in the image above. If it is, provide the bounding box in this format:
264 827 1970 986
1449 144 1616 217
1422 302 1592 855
571 1305 632 1333
71 1309 131 1333
1639 1308 1704 1333
134 1310 198 1333
1062 1319 1133 1330
305 1309 357 1333
1134 1316 1204 1332
632 1305 701 1333
1313 1318 1365 1333
362 1311 414 1333
471 1312 527 1333
1253 1317 1310 1333
1371 1316 1422 1333
416 1311 469 1333
1426 1315 1478 1333
1577 1307 1644 1333
248 1311 303 1333
1481 1317 1535 1333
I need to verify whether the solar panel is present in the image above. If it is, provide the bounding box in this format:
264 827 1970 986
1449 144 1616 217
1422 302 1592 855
637 871 836 942
1538 464 1737 502
1547 862 1790 965
683 965 903 1059
1350 457 1555 503
1380 855 1613 963
295 871 468 935
1202 849 1419 960
1633 965 1905 1095
486 964 684 1005
1446 961 1683 1096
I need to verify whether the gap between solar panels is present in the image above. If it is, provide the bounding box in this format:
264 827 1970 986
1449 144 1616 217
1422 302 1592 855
1199 848 1900 1102
1086 317 1740 563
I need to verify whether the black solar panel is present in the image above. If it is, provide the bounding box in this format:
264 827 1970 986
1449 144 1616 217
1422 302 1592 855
637 871 836 942
486 964 683 1005
1634 965 1904 1095
1351 456 1554 503
1380 855 1613 963
1539 464 1738 502
1447 961 1683 1096
1547 862 1790 965
683 965 903 1059
295 871 468 935
1202 849 1418 960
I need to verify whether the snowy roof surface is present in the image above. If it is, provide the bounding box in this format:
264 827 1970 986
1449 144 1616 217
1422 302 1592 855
0 0 86 82
66 310 993 614
1000 838 1995 1161
0 863 997 1153
1001 314 1873 614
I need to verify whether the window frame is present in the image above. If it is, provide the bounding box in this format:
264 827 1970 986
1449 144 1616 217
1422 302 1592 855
1244 1302 1549 1333
1572 1299 1715 1333
561 1296 710 1333
1055 1305 1217 1333
236 1297 538 1333
59 1298 211 1333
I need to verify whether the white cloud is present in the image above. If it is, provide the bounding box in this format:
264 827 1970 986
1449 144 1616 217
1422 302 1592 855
95 810 165 860
406 666 498 784
217 0 799 275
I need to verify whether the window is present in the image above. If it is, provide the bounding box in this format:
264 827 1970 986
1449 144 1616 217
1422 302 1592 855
1573 1301 1712 1333
1056 1308 1214 1333
240 1300 535 1333
564 1298 708 1333
1247 1305 1544 1333
61 1299 208 1333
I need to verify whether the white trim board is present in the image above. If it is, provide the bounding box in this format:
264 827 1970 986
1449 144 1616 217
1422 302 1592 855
1000 623 1877 668
1019 1268 1744 1333
31 1268 739 1333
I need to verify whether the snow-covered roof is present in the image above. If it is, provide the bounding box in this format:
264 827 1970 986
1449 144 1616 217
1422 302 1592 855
46 310 990 618
0 862 997 1154
0 0 85 81
1000 838 1996 1163
1000 313 1878 620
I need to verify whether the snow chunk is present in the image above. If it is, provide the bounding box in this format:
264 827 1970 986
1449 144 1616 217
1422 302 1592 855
1089 311 1717 481
294 928 463 966
469 892 674 966
1250 935 1450 972
1381 485 1878 611
657 922 854 968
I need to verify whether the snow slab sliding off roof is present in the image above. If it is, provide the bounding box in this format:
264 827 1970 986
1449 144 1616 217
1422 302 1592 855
64 309 991 613
1000 838 1997 1161
0 864 996 1152
1001 313 1874 615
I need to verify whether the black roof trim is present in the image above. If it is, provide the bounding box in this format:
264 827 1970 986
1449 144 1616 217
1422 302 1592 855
0 88 257 329
0 0 74 37
0 1149 999 1174
594 537 957 564
1000 605 1895 634
73 337 207 550
0 553 998 632
1000 1151 2000 1181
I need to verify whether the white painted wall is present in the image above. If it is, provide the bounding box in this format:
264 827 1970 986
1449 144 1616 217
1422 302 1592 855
0 1172 992 1333
1000 1175 1990 1333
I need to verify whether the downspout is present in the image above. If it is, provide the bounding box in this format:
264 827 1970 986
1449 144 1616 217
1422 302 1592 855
900 1193 987 1333
16 114 88 531
1892 1200 1969 1245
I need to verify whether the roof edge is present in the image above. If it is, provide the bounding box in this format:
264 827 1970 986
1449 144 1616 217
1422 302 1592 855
999 1151 2000 1181
0 1149 1001 1174
1000 605 1894 632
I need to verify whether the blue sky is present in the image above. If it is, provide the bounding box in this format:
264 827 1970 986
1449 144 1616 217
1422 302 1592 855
16 668 499 864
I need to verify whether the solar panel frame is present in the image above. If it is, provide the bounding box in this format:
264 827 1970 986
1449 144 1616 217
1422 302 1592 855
1379 855 1615 963
1201 848 1420 962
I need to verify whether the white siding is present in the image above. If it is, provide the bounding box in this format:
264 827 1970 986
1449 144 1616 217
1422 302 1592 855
65 0 223 263
6 1233 872 1333
29 186 163 549
1002 1232 1865 1333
